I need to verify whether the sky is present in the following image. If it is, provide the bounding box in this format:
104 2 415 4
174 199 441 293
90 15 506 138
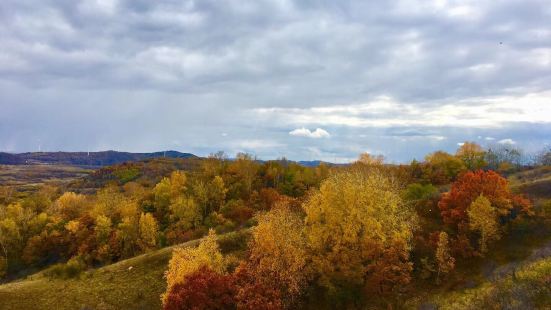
1 0 551 163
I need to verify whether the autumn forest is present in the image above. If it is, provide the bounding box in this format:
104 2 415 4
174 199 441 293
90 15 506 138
1 143 551 309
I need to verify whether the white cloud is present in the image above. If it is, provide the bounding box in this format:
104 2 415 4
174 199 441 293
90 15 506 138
255 92 551 128
498 138 516 145
289 127 330 138
485 137 495 141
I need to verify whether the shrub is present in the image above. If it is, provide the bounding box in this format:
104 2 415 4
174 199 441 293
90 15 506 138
163 266 236 310
44 256 87 279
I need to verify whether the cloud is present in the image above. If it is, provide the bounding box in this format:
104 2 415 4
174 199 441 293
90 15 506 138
498 138 516 145
289 128 330 138
1 0 551 161
255 92 551 128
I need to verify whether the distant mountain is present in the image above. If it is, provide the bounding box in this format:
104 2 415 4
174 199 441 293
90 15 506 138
297 160 325 167
0 150 197 166
297 160 346 167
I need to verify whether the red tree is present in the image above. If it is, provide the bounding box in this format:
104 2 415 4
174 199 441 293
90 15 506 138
163 267 237 310
439 170 531 232
233 263 283 310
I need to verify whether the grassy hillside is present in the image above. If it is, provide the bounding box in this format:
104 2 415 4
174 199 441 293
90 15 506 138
0 231 248 310
0 151 196 166
0 242 179 310
509 166 551 200
429 253 551 309
0 164 92 194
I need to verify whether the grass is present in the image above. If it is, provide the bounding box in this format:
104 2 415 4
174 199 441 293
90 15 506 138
0 164 92 194
0 230 249 310
0 243 178 310
430 256 551 310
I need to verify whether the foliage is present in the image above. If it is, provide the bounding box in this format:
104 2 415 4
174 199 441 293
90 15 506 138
43 256 87 279
404 183 440 217
303 170 417 301
456 142 486 170
246 206 310 303
438 170 532 256
435 231 455 284
424 151 466 184
163 266 236 310
233 263 283 310
468 195 500 254
443 171 532 223
163 230 226 305
139 213 159 251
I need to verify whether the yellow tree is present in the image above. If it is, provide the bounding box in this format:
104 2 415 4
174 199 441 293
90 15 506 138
303 171 417 297
356 152 385 165
468 195 500 254
53 192 88 221
208 176 227 212
169 197 202 230
247 205 311 303
456 142 486 170
139 213 159 251
163 229 226 305
435 231 455 284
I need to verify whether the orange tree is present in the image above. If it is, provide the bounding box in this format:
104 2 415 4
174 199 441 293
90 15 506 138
438 170 531 256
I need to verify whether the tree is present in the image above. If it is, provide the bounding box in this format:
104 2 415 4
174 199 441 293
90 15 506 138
456 142 486 170
356 153 385 165
53 192 88 221
116 216 139 258
95 215 112 245
234 263 283 310
228 153 258 197
163 266 236 310
246 206 310 303
303 171 417 301
439 170 531 234
163 229 226 305
424 151 466 184
435 232 455 284
208 176 227 213
404 183 440 217
139 213 159 251
468 195 500 254
152 171 188 226
169 197 202 231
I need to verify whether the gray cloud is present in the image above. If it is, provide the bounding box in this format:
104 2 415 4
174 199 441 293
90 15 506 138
1 0 551 162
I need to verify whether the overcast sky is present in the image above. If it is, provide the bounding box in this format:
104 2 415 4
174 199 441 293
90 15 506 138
1 0 550 162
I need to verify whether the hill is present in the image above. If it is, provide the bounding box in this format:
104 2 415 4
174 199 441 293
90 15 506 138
0 231 249 310
0 151 197 167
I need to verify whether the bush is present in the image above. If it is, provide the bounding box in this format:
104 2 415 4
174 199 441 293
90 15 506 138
217 230 250 254
163 266 236 310
44 256 87 279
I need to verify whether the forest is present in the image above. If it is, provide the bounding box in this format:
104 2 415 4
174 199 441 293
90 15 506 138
1 143 551 309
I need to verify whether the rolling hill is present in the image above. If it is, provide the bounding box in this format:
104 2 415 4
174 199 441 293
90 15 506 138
0 151 197 167
0 231 249 310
